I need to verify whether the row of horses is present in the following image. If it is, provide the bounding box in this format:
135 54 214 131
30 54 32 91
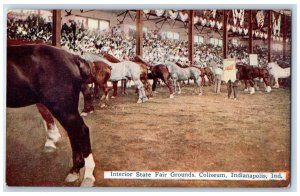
7 44 290 187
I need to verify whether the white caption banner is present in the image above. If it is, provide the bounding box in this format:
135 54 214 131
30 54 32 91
104 171 287 181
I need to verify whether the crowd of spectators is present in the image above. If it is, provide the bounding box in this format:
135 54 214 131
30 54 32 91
7 14 290 68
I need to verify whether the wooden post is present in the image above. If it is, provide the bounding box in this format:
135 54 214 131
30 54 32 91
267 10 272 62
136 10 143 56
223 10 228 59
248 10 253 54
188 10 194 65
282 14 287 60
52 10 61 47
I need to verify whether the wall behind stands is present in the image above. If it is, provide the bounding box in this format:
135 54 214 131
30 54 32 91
61 10 290 54
61 10 222 44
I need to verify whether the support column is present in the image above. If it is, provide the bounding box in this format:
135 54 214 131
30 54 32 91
188 10 194 65
267 10 272 62
282 14 287 60
52 10 61 47
223 10 228 59
136 10 143 56
248 10 253 54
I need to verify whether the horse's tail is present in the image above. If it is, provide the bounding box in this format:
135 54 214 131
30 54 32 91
135 55 152 67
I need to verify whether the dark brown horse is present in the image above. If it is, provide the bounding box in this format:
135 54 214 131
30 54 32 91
36 103 62 152
228 63 272 99
81 60 112 115
134 56 174 98
7 44 95 186
199 67 214 86
236 63 271 93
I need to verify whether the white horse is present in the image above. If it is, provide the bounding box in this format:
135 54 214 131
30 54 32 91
81 52 148 103
165 61 203 95
267 62 290 88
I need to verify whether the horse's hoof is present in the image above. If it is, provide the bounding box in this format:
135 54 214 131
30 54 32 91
80 177 95 187
81 109 94 117
234 98 237 101
100 104 107 108
111 96 116 99
65 172 80 182
170 94 174 99
244 88 249 92
43 145 56 153
142 97 148 103
249 87 255 95
198 93 203 96
177 91 181 94
266 86 272 93
81 112 88 117
137 99 143 104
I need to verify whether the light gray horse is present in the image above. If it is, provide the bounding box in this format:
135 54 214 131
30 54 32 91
81 52 148 103
164 61 203 95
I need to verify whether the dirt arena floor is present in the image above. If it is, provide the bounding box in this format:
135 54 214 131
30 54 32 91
6 83 291 188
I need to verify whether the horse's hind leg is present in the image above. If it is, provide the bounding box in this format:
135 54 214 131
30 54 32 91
173 79 178 94
93 83 100 99
177 81 182 94
249 80 255 94
141 78 152 98
210 74 215 85
273 77 280 88
100 83 109 108
162 72 174 98
36 103 61 152
196 78 203 96
47 104 95 187
263 77 272 93
152 78 158 93
133 79 147 103
244 80 249 91
122 79 128 95
112 81 118 98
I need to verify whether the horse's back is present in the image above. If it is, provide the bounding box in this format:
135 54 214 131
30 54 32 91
269 62 291 78
7 44 86 108
189 67 201 79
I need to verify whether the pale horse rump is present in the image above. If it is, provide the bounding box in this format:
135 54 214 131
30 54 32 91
267 62 291 88
81 53 148 103
165 61 203 95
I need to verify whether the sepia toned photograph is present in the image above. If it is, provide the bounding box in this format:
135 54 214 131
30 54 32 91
5 7 292 188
